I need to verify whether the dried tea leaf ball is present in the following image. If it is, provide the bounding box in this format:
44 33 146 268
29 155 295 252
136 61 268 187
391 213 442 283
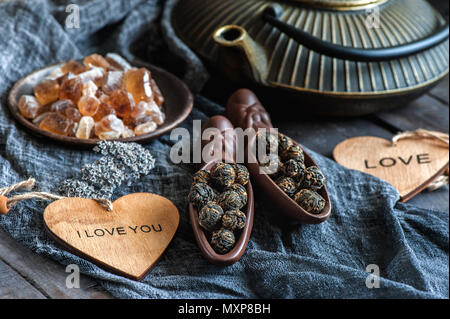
210 162 235 189
198 201 224 232
294 189 326 214
226 184 247 207
258 154 283 177
193 170 210 185
278 133 292 153
188 182 215 209
257 130 279 155
211 228 236 254
275 176 298 197
283 159 306 182
222 209 246 231
301 166 326 190
280 144 304 163
232 164 249 186
218 190 244 211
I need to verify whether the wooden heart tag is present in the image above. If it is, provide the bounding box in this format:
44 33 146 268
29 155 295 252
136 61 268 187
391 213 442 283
43 193 179 280
333 136 449 201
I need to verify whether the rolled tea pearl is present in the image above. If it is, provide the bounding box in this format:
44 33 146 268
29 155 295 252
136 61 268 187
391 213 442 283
188 182 215 209
211 228 235 254
275 176 298 197
198 201 224 232
225 184 247 207
134 121 157 136
278 133 292 153
218 189 245 211
301 166 326 190
258 153 283 177
211 162 236 189
257 130 278 155
280 144 304 163
222 209 246 231
283 159 306 182
76 116 95 139
231 164 249 186
193 170 210 185
293 189 326 214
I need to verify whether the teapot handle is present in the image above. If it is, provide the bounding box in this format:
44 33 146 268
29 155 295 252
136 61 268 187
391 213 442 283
263 6 449 62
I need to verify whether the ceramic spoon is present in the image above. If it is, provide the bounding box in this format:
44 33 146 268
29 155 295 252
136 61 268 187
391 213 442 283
188 115 254 265
226 89 331 224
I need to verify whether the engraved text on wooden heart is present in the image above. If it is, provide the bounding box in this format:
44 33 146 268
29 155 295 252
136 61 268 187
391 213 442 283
44 193 179 280
333 136 449 201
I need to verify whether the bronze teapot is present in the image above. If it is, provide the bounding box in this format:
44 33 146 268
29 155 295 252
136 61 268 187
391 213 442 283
172 0 449 115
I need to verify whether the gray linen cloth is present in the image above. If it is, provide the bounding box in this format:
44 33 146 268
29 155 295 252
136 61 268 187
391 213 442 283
0 0 448 298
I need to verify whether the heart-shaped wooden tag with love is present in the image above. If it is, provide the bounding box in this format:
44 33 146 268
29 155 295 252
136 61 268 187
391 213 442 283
43 193 179 281
333 136 449 201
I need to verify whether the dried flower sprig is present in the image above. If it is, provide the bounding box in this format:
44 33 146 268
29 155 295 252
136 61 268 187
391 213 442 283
59 141 156 199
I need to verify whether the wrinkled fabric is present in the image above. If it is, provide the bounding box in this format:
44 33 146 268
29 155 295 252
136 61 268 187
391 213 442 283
0 0 448 299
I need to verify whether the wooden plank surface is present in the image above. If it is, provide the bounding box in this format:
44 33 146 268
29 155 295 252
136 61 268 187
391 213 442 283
0 258 46 299
0 229 112 299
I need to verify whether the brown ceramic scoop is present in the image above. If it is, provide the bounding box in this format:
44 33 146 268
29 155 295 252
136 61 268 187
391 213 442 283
188 115 254 265
226 89 331 224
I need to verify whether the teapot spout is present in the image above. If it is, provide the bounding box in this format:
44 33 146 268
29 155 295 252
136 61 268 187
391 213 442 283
213 25 268 84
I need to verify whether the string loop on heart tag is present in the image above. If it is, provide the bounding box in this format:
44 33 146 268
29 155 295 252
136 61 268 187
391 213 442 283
392 129 449 146
0 178 113 214
391 129 449 191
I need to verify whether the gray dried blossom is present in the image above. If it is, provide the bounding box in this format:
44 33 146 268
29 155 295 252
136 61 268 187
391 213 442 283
59 141 155 199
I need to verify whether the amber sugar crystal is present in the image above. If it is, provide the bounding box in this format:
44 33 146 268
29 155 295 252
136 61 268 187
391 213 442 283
93 101 116 122
18 95 43 119
39 112 72 136
84 54 111 70
34 79 60 106
59 77 83 104
122 68 153 104
151 79 164 107
78 95 100 116
61 60 86 75
21 53 165 140
109 89 135 117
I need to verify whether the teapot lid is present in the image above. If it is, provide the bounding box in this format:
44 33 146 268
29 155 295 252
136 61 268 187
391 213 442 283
287 0 387 10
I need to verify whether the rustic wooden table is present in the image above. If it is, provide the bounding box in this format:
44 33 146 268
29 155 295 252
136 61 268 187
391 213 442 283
1 74 447 299
0 0 448 298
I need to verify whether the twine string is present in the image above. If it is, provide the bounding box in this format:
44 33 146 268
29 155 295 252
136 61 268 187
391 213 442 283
392 129 449 146
0 178 113 212
391 129 449 191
